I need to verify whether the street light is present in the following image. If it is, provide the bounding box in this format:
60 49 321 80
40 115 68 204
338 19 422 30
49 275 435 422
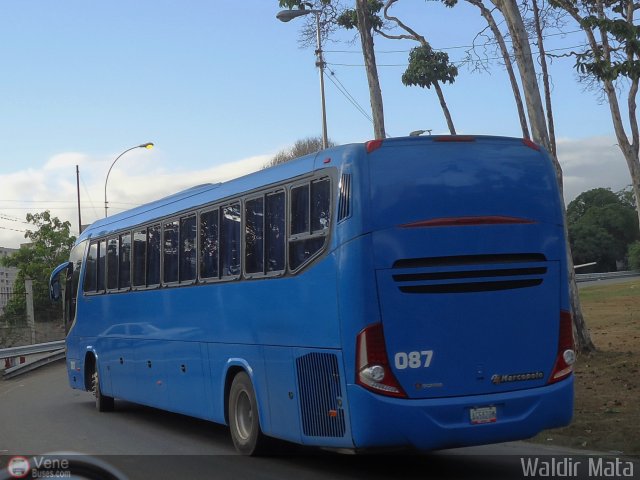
104 142 154 217
276 8 328 150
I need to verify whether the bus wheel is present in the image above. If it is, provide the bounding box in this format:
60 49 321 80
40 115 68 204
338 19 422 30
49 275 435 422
92 369 114 412
228 371 265 455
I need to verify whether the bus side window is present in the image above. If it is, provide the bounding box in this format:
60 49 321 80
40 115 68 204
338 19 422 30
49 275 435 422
119 233 131 289
245 197 264 275
180 214 197 282
147 225 161 286
221 203 241 277
106 237 119 290
289 178 330 271
200 209 219 279
163 220 179 284
98 239 106 292
84 242 98 293
132 229 146 287
311 179 331 232
266 191 285 273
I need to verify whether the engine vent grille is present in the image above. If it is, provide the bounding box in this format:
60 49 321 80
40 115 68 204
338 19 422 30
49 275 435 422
296 352 346 438
393 253 548 294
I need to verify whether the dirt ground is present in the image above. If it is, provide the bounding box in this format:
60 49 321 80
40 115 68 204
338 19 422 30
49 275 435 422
530 279 640 455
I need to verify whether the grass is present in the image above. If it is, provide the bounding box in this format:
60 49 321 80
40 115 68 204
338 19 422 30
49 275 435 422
530 279 640 454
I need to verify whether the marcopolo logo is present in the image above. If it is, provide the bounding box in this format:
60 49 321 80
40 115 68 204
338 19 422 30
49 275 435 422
6 457 30 479
491 371 544 385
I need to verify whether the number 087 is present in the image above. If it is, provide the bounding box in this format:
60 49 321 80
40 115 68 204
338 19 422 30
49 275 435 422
394 350 434 369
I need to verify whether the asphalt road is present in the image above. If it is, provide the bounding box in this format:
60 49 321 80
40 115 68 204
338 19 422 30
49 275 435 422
0 363 636 480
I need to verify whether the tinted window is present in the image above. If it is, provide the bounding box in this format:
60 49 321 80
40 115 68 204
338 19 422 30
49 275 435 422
84 242 98 293
163 220 179 283
289 178 330 270
311 179 331 232
106 238 118 290
132 229 146 287
221 203 240 277
291 185 309 235
266 191 285 272
119 233 131 289
98 240 106 291
200 209 219 279
147 225 161 285
245 197 264 274
180 215 197 282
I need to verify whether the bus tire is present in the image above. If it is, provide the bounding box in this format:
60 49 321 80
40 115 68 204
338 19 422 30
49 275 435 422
92 369 114 412
228 371 265 455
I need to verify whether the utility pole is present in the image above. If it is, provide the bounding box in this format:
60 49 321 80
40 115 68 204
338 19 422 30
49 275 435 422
25 278 35 344
76 165 82 234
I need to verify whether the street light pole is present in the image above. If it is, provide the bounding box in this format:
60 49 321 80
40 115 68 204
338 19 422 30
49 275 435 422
104 142 154 217
277 8 328 150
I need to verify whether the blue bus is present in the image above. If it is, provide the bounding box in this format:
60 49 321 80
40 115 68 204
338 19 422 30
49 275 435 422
50 135 574 454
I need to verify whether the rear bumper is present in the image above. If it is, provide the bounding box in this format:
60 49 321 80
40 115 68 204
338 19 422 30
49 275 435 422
347 375 573 451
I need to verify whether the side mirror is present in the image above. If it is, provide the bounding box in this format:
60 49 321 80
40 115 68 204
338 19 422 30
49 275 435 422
50 278 62 302
50 262 72 302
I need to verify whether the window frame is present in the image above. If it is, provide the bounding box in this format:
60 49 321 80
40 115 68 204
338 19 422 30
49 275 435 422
287 176 332 273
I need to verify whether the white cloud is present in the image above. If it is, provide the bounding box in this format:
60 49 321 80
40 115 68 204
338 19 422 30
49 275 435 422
556 136 632 204
0 151 270 248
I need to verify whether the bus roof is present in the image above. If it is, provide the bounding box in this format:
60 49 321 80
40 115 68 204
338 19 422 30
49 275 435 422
78 135 544 243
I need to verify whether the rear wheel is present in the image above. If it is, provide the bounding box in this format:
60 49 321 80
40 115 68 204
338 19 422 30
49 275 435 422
228 371 265 455
92 368 114 412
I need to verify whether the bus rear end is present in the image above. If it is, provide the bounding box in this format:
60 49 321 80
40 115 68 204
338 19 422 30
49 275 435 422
344 136 574 451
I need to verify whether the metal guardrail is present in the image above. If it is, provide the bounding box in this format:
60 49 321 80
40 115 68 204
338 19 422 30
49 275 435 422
3 348 66 379
0 340 65 360
576 270 639 282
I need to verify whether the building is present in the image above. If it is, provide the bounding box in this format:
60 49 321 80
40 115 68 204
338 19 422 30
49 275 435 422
0 247 18 316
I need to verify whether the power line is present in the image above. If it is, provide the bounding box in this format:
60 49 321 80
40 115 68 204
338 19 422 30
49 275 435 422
325 67 374 123
326 43 590 68
324 29 586 55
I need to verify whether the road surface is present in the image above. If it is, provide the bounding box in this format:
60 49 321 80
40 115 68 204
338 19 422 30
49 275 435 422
0 363 635 480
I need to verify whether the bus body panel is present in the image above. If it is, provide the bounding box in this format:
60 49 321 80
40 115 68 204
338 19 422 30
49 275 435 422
347 376 573 450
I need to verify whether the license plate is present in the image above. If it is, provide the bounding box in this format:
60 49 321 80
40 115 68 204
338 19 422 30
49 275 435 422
470 406 497 424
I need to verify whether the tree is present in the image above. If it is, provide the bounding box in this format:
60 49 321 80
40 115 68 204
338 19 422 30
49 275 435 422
568 187 640 271
550 0 640 230
352 0 387 138
0 211 76 323
628 241 640 270
264 136 337 168
401 45 458 134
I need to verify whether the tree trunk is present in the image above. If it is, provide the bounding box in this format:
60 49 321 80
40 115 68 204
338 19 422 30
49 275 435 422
531 0 557 157
467 0 529 139
492 0 550 151
494 0 596 353
356 0 386 139
433 81 456 135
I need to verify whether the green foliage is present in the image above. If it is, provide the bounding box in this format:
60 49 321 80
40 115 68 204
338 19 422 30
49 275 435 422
628 241 640 270
401 44 458 89
337 1 384 31
264 136 337 169
567 188 639 271
0 211 76 323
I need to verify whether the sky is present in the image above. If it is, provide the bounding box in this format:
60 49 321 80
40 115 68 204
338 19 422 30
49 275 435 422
0 1 635 248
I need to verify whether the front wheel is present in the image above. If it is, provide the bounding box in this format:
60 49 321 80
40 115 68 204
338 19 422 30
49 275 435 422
228 371 265 455
92 369 114 412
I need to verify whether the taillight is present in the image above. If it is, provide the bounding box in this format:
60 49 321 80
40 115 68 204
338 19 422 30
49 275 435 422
548 310 575 384
356 323 406 398
434 135 475 142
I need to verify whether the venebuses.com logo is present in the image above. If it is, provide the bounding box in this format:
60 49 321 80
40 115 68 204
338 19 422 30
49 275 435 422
6 457 30 479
